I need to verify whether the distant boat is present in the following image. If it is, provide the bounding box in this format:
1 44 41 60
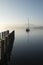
26 17 30 32
26 28 30 32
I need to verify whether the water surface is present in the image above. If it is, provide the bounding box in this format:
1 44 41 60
10 29 43 65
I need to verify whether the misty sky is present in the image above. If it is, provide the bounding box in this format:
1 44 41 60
0 0 43 26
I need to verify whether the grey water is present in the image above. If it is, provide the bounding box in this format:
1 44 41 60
10 29 43 65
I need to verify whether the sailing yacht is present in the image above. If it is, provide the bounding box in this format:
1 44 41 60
26 18 30 32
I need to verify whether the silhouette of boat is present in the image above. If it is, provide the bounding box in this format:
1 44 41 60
26 28 30 32
26 17 30 32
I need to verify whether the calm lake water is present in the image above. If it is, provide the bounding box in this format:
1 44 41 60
10 29 43 65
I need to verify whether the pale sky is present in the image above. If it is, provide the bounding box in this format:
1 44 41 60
0 0 43 27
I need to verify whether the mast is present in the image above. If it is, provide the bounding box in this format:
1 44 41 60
28 17 29 28
26 17 30 32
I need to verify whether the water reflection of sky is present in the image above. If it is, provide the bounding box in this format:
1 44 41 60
9 29 43 64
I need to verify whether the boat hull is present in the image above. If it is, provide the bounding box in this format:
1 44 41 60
26 29 30 32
